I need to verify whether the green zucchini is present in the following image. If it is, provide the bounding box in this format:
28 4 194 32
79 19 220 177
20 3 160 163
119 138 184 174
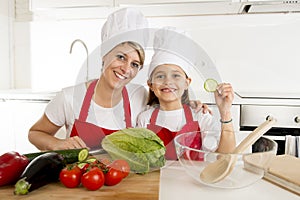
23 148 88 164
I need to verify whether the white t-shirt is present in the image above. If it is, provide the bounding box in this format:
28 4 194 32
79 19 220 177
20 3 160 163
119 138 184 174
45 81 148 138
136 106 221 151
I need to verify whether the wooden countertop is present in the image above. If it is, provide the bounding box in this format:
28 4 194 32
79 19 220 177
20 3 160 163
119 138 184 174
0 170 160 200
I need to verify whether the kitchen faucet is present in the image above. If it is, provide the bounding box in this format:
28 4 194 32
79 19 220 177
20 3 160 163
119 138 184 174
69 39 89 81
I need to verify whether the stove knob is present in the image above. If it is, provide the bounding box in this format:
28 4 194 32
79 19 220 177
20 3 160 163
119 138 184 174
266 115 273 121
295 116 300 123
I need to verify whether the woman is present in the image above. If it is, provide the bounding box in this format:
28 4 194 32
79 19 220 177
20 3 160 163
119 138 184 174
137 27 236 160
28 8 149 151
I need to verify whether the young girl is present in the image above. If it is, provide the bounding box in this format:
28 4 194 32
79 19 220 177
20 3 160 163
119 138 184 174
137 27 236 160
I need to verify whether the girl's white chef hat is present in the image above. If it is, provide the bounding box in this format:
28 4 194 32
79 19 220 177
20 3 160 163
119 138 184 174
101 7 149 57
148 27 196 78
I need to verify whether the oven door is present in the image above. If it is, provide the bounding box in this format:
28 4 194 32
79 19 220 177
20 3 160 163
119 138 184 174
241 127 299 156
240 105 300 157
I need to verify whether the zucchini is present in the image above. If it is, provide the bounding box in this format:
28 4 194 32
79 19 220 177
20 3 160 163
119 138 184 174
23 148 88 164
14 152 65 195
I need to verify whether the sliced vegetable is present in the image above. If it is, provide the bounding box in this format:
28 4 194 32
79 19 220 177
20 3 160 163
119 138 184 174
14 152 65 195
78 148 89 162
0 151 29 186
204 78 218 92
101 128 166 174
24 148 88 164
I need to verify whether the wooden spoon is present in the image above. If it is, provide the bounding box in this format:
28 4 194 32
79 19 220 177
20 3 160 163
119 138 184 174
200 118 277 183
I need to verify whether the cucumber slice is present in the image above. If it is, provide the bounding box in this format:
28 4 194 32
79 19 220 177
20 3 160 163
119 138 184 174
204 78 218 92
78 148 89 162
77 162 88 169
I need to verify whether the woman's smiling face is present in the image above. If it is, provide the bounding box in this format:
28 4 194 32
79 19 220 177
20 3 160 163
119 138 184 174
101 43 142 90
149 64 191 106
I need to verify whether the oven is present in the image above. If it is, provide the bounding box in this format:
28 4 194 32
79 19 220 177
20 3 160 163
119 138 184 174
239 104 300 157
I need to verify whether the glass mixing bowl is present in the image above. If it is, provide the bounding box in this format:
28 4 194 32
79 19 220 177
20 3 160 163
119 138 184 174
174 131 277 189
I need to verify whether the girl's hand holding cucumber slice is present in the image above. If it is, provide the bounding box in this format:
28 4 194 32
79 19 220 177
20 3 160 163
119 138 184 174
203 78 235 121
203 78 235 153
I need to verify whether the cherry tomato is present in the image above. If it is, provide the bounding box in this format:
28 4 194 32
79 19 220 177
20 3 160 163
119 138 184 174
104 167 123 186
81 167 105 191
59 164 82 188
80 163 90 173
99 158 111 166
109 160 130 178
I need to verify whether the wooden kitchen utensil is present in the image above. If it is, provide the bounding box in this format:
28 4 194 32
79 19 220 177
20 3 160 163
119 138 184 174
200 118 277 183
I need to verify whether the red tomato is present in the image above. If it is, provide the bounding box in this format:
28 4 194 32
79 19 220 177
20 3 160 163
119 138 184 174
110 160 130 178
104 167 123 186
81 167 105 191
59 164 82 188
100 158 111 166
80 163 90 173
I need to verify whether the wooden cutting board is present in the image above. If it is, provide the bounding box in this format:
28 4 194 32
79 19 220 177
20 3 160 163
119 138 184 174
263 155 300 195
244 154 300 195
267 155 300 186
0 170 160 199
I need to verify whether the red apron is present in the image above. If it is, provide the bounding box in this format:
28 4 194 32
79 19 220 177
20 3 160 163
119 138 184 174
147 104 203 160
70 80 132 150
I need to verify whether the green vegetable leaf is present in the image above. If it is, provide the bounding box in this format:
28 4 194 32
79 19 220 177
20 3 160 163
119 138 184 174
101 128 166 174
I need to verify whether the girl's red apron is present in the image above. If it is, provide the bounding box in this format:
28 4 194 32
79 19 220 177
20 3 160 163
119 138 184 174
147 104 202 160
70 80 132 150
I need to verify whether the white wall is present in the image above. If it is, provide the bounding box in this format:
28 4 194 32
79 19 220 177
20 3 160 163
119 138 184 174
149 14 300 96
13 12 300 96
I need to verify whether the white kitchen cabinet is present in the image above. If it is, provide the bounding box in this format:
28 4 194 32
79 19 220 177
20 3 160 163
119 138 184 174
0 100 46 154
0 95 66 155
15 0 242 21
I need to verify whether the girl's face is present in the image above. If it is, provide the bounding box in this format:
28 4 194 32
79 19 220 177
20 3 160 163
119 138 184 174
101 43 142 90
149 64 191 107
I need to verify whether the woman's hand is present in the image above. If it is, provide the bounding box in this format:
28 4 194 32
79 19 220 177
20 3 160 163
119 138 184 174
189 100 212 114
54 136 88 150
29 114 88 150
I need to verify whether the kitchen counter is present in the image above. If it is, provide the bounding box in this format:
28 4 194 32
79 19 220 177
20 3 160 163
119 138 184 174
1 161 298 200
160 161 299 200
0 89 57 101
1 89 299 106
0 170 160 200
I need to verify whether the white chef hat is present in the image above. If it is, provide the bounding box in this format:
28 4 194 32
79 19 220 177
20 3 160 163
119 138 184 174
101 7 149 57
148 27 195 79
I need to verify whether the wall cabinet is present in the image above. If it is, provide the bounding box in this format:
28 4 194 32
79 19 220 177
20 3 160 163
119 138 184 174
14 0 241 21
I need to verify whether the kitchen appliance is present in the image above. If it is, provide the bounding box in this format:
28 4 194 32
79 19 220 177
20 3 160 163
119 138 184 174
238 92 300 156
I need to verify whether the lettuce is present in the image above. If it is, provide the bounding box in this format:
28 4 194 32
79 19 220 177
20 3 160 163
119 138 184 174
101 128 166 173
